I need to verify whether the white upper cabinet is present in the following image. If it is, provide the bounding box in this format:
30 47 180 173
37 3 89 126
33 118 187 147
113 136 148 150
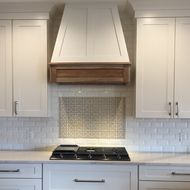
136 18 175 118
0 20 12 116
136 17 190 118
13 20 47 117
0 19 47 117
175 18 190 118
51 3 129 63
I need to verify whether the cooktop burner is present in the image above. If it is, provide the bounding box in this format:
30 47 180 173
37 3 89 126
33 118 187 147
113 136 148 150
50 145 130 161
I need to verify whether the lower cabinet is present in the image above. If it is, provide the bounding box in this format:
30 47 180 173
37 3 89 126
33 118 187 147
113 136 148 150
139 165 190 190
0 179 41 190
0 164 42 190
4 162 190 190
140 181 190 190
43 164 138 190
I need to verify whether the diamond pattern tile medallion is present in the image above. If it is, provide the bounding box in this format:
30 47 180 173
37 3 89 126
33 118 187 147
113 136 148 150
59 97 125 139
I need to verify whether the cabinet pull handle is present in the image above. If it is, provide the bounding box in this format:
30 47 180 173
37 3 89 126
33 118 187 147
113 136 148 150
0 169 20 173
73 179 105 183
171 172 190 176
168 102 172 116
15 101 19 115
175 102 179 116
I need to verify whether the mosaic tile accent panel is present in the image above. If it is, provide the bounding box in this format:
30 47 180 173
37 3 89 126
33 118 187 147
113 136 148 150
59 97 125 139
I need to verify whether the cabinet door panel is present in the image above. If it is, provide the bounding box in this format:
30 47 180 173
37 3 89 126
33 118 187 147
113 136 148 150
13 20 47 117
52 5 88 61
0 164 42 178
175 18 190 118
140 165 190 182
140 181 190 190
88 4 129 62
0 179 41 190
0 20 12 116
136 18 175 118
43 164 138 190
51 3 129 63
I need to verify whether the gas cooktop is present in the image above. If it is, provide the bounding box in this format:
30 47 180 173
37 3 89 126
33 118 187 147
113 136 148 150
50 145 130 161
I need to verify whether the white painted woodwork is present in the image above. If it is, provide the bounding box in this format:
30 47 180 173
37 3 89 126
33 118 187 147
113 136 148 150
0 163 42 190
0 20 12 116
130 0 190 10
174 18 190 118
55 5 88 58
136 18 175 118
134 10 190 18
13 20 47 117
136 17 190 118
140 165 190 181
51 3 130 63
140 165 190 190
130 0 190 18
43 164 138 190
0 3 50 19
140 181 190 190
0 164 42 178
0 13 49 19
0 179 41 190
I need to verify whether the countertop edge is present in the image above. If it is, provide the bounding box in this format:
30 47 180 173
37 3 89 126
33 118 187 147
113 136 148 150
0 151 190 166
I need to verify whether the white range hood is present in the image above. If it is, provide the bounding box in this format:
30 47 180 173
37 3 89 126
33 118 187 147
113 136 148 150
49 2 131 84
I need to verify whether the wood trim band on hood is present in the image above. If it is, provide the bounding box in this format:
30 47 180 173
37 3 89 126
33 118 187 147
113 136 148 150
49 64 130 84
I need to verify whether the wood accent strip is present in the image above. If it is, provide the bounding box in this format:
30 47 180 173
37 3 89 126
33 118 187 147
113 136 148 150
123 65 130 83
56 77 125 84
49 64 131 84
49 67 57 82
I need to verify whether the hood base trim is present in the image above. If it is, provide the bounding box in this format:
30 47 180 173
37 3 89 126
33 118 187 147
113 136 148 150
49 64 130 84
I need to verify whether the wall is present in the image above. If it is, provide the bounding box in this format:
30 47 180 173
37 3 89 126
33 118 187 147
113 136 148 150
0 3 189 152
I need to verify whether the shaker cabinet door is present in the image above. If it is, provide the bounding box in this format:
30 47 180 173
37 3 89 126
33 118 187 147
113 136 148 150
175 18 190 118
0 20 12 116
13 20 47 117
140 181 190 190
0 179 41 190
43 164 138 190
136 18 175 118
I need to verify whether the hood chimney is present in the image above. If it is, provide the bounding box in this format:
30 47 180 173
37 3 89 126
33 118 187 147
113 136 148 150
49 2 131 84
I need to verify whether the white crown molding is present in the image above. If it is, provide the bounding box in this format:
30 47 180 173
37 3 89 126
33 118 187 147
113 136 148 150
0 2 53 12
129 0 190 17
0 2 54 19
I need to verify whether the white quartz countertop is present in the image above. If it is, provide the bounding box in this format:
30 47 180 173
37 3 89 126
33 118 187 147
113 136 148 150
0 151 190 166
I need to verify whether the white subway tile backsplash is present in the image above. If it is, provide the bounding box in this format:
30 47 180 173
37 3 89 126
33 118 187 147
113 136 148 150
174 146 188 153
